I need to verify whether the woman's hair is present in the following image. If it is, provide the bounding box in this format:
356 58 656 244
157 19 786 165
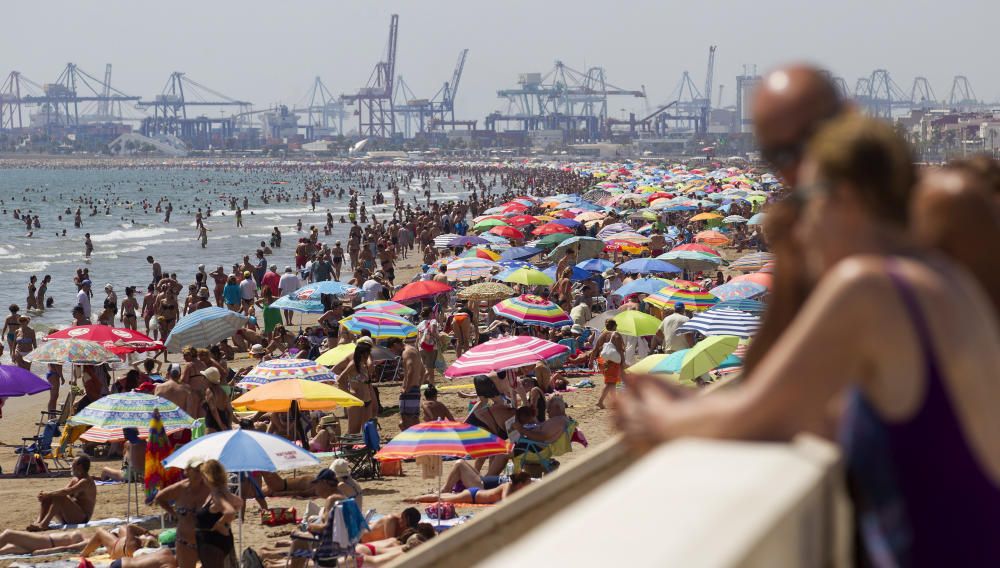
806 114 915 226
199 459 228 490
473 375 500 398
353 341 372 371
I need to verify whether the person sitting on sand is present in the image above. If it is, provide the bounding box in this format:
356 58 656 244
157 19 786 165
307 414 341 453
510 396 572 447
0 528 86 555
407 471 532 505
420 385 454 422
28 456 96 531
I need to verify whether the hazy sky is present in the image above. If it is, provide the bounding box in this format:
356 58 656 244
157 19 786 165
4 0 996 122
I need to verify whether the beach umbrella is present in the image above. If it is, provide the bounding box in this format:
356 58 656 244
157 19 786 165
532 223 574 236
729 252 776 272
163 307 247 352
0 365 50 397
46 325 163 355
678 335 740 383
616 258 682 275
722 215 748 224
747 213 766 225
690 212 723 222
731 272 773 289
392 280 452 303
677 308 761 338
656 250 725 272
232 379 363 412
576 258 615 272
612 311 662 337
694 230 730 246
499 267 554 286
270 295 325 314
355 300 417 316
236 358 339 389
596 223 631 239
625 354 670 375
449 235 490 247
288 281 359 302
144 409 180 505
433 233 461 248
479 233 511 245
69 392 194 429
671 243 722 256
474 219 509 231
548 236 604 261
575 211 606 222
489 225 525 240
79 425 188 444
457 282 516 302
493 295 573 328
709 281 768 301
26 338 120 365
445 336 570 378
535 233 574 248
499 246 543 262
542 265 591 282
445 257 499 281
644 287 719 312
340 311 418 339
459 247 502 261
612 277 673 297
164 429 319 472
315 342 358 367
505 215 538 226
376 420 508 461
711 298 767 314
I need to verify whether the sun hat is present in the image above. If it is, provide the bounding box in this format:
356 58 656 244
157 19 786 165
330 458 351 478
318 415 338 428
250 344 266 356
200 367 221 384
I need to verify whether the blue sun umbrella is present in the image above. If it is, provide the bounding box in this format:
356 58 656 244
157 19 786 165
500 246 544 262
543 265 591 282
164 307 248 352
576 258 615 272
270 295 325 314
616 258 683 275
711 298 767 313
612 277 672 297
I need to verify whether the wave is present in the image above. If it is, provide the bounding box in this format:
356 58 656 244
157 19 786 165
89 227 179 243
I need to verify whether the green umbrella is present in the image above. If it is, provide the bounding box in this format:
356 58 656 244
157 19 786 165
474 219 509 230
536 233 574 247
612 311 662 337
679 335 739 383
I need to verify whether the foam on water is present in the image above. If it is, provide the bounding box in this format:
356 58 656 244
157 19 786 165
89 227 180 243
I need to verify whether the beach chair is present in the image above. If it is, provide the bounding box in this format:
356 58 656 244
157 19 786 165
373 357 401 383
511 419 578 475
287 498 368 567
35 390 76 437
15 420 60 475
342 420 381 480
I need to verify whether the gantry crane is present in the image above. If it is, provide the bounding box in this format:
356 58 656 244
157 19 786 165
293 77 349 138
393 48 474 136
341 14 399 138
137 72 251 149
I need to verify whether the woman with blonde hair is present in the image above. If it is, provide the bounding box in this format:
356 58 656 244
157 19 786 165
194 459 240 568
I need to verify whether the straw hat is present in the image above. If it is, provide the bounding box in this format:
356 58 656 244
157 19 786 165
330 458 351 478
318 415 338 428
200 367 221 385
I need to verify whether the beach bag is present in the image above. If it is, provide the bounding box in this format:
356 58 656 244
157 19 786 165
381 459 403 476
15 453 47 475
425 502 456 520
418 321 437 351
241 547 265 568
599 336 621 364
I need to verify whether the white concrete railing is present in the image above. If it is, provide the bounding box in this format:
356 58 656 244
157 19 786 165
394 434 850 568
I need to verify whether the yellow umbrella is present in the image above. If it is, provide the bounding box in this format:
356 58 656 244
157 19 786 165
690 212 722 222
612 311 662 337
626 354 670 374
315 342 356 367
232 379 362 412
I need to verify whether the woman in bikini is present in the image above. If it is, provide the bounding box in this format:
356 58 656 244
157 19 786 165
0 528 86 555
154 462 210 568
407 472 532 504
338 338 375 434
141 284 156 336
156 294 179 341
26 276 38 311
13 316 36 370
36 275 50 310
120 287 140 331
193 459 240 568
5 304 21 357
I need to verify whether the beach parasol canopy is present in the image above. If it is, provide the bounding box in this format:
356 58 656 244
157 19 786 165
474 218 509 231
532 223 575 236
0 365 51 397
46 325 163 355
670 243 722 257
644 287 719 312
711 298 767 314
498 267 555 286
340 311 418 339
392 280 452 303
499 246 544 262
547 236 604 261
376 420 509 460
457 282 516 302
79 425 188 444
625 354 671 375
694 230 731 246
69 392 194 429
747 213 766 225
709 281 768 301
163 429 319 472
164 307 247 352
542 265 591 282
656 250 725 272
576 258 615 272
616 258 682 275
26 338 120 365
690 212 723 222
289 281 359 300
236 358 339 389
355 300 417 316
612 311 663 337
433 233 461 248
504 215 539 227
730 272 773 289
493 295 573 328
651 335 741 383
445 257 499 282
445 336 570 378
612 277 673 297
677 308 761 338
232 378 363 412
315 342 359 367
449 235 490 247
488 225 525 240
729 252 776 272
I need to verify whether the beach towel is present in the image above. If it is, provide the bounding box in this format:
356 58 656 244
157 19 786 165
94 479 125 486
48 515 159 530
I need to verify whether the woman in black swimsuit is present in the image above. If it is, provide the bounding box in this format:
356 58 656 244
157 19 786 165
119 287 139 331
194 459 240 568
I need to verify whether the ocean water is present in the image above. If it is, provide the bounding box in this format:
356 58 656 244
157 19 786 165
0 166 469 331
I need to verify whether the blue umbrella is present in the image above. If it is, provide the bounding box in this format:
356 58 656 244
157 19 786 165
747 213 766 225
649 350 742 374
576 258 614 272
164 307 247 352
270 295 325 314
163 429 318 472
449 235 490 247
708 281 768 301
500 246 544 262
480 233 510 245
543 265 591 282
711 299 767 313
617 258 683 275
612 277 671 297
552 218 582 228
289 281 358 300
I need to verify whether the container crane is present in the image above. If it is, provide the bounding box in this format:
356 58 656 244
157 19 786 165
137 72 251 149
293 77 348 138
341 14 399 138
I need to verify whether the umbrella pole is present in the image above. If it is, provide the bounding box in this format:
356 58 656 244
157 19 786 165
238 472 244 554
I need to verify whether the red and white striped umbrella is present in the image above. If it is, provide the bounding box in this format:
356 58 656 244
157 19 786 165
444 336 569 378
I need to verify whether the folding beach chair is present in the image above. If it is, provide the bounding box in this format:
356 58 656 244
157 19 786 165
342 420 381 480
16 420 60 476
287 498 369 567
35 390 76 437
373 357 401 383
512 419 578 475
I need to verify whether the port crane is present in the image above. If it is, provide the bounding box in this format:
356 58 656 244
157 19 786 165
393 48 474 136
293 77 349 137
341 14 399 138
137 72 251 149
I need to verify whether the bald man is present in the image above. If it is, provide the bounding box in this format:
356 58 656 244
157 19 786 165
751 64 846 186
912 159 1000 317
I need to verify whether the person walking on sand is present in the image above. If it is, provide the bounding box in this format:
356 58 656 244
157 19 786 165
590 319 624 409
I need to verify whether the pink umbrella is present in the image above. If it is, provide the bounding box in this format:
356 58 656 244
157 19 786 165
445 336 569 378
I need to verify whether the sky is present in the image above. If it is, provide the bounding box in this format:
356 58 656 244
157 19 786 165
3 0 997 122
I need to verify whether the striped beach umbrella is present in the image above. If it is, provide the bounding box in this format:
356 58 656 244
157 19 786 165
236 358 338 389
493 295 573 328
26 338 120 365
164 307 247 352
445 257 499 281
644 286 719 312
163 429 319 472
376 420 509 460
340 311 418 339
445 336 570 378
355 300 417 316
712 298 767 314
433 233 460 248
695 230 730 246
677 308 761 338
69 392 194 429
709 280 768 301
79 425 188 444
729 252 776 272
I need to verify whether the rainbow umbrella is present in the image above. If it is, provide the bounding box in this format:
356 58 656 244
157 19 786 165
644 286 719 312
493 294 573 328
376 420 509 460
392 280 452 303
729 252 776 272
232 379 363 412
340 311 417 339
26 338 120 365
445 336 569 378
236 358 338 389
355 300 417 316
144 409 180 505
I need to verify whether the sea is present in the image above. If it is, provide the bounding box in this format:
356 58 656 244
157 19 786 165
0 166 469 333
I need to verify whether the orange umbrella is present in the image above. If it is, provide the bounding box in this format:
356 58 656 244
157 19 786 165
690 212 722 222
694 230 730 246
731 272 773 288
